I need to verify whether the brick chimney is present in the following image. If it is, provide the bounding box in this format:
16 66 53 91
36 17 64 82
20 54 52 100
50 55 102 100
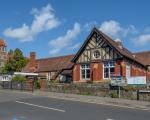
29 52 36 72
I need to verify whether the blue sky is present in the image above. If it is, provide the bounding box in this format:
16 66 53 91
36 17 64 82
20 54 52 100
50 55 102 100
0 0 150 58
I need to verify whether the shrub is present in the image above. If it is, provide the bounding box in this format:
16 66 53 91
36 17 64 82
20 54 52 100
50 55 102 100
12 75 27 82
110 91 118 98
34 80 41 89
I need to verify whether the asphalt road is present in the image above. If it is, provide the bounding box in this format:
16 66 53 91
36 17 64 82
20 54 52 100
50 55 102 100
0 90 150 120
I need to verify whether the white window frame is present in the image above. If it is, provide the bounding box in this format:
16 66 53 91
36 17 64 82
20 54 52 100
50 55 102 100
103 61 115 79
80 64 90 80
126 64 131 78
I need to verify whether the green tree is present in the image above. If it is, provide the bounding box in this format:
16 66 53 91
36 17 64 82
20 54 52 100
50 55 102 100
12 74 27 82
2 48 28 73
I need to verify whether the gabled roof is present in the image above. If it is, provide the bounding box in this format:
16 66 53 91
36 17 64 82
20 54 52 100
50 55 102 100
23 54 75 72
72 28 146 66
134 51 150 66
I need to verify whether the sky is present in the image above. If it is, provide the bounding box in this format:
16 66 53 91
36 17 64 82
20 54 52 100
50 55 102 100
0 0 150 59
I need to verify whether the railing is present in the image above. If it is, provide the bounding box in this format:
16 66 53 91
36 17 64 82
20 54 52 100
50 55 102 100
1 81 34 92
137 90 150 100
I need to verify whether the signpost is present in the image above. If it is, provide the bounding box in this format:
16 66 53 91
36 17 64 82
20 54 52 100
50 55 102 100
111 76 126 98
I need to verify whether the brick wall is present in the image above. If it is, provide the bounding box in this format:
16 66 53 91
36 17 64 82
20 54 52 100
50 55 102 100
146 71 150 82
73 63 103 82
73 61 150 83
91 63 103 81
73 64 80 82
115 60 121 76
131 65 146 77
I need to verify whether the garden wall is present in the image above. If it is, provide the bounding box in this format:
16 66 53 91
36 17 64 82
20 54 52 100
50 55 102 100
45 83 150 101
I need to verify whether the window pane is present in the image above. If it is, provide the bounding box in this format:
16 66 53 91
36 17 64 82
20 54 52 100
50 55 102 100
110 68 115 73
81 65 85 69
104 68 109 78
81 64 90 79
86 64 90 68
104 72 109 78
86 69 90 79
110 61 115 67
104 68 109 72
81 70 85 79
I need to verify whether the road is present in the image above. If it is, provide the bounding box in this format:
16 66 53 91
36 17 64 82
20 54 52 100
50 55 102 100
0 90 150 120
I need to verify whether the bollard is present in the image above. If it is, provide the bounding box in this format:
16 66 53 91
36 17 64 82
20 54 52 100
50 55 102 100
137 90 139 100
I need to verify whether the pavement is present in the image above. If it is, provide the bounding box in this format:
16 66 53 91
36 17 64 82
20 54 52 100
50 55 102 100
33 90 150 110
0 89 150 120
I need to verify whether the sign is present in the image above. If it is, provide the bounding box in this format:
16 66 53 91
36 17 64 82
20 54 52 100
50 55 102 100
0 75 12 81
127 76 146 85
111 76 126 86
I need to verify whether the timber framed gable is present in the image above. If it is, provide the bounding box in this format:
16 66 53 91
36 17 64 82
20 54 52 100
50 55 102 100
72 28 122 63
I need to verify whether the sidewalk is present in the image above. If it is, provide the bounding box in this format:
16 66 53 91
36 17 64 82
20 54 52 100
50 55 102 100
33 90 150 111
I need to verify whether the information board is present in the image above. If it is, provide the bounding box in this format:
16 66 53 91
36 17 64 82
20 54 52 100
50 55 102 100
127 76 146 85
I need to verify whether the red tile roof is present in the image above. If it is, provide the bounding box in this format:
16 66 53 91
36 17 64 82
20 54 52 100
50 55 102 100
23 54 75 73
134 51 150 66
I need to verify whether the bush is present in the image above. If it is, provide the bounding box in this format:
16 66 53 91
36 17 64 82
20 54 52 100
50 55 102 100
110 91 118 98
124 86 146 91
34 80 41 89
12 75 27 82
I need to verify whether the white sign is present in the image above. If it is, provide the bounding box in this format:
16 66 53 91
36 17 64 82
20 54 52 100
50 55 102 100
127 76 146 85
0 75 12 81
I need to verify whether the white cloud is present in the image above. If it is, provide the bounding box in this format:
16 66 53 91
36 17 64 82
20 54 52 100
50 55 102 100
99 20 137 38
49 48 61 55
4 24 31 42
49 22 81 55
133 34 150 46
84 21 97 31
68 42 81 50
3 4 60 42
144 27 150 33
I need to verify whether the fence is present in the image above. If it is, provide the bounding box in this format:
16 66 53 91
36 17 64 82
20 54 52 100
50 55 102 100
1 81 34 92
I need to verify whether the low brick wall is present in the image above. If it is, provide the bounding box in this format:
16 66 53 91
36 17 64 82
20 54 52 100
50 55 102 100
46 83 110 97
45 83 150 101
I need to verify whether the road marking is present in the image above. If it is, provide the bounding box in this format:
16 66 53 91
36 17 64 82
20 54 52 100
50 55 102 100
15 101 66 112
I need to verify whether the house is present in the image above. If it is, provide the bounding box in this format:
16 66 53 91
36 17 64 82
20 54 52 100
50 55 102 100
72 28 150 83
23 52 74 83
23 28 150 84
0 39 7 69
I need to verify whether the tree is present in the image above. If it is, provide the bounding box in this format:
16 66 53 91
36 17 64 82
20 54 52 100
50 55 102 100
2 48 28 73
12 74 27 82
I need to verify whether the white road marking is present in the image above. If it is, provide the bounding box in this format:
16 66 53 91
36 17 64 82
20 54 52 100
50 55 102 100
106 118 114 120
15 101 66 112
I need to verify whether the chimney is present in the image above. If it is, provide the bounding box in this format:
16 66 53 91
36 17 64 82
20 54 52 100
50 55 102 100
115 39 123 49
29 52 36 72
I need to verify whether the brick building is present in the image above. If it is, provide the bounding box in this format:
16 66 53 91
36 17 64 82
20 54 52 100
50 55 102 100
24 28 150 84
0 39 7 69
23 52 74 83
72 28 150 83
